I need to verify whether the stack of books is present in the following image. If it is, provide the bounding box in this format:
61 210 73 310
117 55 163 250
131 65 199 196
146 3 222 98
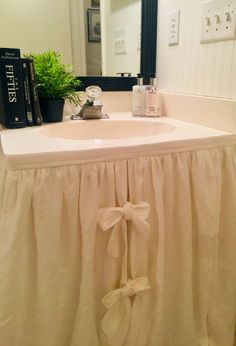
0 47 43 129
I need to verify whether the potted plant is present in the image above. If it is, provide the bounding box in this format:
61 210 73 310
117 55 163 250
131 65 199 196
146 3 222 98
28 51 82 122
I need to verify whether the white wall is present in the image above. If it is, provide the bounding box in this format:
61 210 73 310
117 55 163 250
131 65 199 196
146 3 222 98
157 0 236 99
69 0 87 75
101 0 141 76
0 0 72 65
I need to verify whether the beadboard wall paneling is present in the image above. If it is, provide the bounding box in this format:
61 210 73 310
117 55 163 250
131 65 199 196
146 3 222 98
157 0 236 99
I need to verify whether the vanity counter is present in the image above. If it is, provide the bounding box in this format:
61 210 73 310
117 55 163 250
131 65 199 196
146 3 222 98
0 112 235 169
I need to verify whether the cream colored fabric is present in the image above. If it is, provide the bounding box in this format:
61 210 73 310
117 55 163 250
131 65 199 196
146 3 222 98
97 201 150 258
98 202 151 343
97 201 150 285
0 146 236 346
101 277 150 344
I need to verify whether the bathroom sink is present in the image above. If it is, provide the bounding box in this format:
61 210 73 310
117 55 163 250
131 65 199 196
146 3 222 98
41 119 175 140
1 113 232 170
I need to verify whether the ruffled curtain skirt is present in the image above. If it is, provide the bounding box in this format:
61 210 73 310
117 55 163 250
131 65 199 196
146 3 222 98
0 146 236 346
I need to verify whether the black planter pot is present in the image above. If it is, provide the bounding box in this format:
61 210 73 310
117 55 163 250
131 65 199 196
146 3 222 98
39 98 65 122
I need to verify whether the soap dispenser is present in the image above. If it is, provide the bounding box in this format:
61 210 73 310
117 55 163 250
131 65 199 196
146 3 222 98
146 74 162 117
132 74 146 117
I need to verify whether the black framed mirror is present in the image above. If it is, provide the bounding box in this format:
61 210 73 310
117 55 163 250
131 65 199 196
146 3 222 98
77 0 158 91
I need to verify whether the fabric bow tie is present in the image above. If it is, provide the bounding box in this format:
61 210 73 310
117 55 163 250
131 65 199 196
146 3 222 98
101 277 150 341
97 201 151 258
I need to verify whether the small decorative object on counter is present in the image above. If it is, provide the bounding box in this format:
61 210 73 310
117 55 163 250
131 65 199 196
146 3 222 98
21 58 34 126
26 51 82 122
0 47 27 129
22 58 43 125
70 85 109 120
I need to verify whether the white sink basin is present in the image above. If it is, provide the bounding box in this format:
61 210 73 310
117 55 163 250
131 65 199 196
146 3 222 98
0 113 232 170
41 119 175 140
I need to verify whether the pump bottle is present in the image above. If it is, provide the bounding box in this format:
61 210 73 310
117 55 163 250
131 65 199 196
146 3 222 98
132 74 146 117
146 75 161 117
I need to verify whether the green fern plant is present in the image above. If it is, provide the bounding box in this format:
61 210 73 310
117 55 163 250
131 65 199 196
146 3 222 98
27 51 82 106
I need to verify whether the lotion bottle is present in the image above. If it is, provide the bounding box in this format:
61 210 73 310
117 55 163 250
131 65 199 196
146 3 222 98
132 74 146 117
146 74 162 117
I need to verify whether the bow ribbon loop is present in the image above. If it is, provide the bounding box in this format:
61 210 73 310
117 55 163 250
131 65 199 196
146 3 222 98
97 201 151 257
101 277 150 340
102 277 150 308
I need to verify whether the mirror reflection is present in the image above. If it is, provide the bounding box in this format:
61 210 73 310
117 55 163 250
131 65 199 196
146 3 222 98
0 0 141 77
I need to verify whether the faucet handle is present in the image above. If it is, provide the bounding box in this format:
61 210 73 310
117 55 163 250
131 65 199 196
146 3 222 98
116 72 131 77
86 85 102 102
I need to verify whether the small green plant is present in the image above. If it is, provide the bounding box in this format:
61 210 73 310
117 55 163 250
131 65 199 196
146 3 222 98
27 51 82 106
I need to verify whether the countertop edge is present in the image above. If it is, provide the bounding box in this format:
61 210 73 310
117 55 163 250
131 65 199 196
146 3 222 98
4 134 236 170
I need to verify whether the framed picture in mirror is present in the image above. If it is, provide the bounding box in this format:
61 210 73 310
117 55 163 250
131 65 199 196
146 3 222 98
87 9 101 42
91 0 100 7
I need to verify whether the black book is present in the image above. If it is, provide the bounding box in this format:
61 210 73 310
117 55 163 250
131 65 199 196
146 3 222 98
0 48 27 129
21 58 33 126
26 58 43 125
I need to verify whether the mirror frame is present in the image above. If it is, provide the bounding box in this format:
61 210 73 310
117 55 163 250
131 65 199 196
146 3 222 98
77 0 158 91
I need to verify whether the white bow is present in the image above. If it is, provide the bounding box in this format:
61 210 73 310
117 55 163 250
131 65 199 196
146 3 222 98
101 277 150 341
97 201 151 258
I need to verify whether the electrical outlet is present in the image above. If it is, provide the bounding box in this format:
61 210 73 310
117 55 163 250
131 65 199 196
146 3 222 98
201 0 236 43
168 10 180 46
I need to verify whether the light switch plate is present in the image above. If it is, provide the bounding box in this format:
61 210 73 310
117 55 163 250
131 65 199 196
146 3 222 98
114 28 127 55
201 0 236 43
168 10 180 46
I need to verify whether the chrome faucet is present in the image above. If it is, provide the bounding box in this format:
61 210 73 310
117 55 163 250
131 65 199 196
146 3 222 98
70 85 109 120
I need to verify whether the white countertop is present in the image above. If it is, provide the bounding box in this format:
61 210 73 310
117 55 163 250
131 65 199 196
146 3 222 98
1 113 236 169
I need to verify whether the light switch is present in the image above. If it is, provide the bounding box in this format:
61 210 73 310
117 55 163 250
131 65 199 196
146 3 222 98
168 10 180 46
201 0 236 44
114 28 127 55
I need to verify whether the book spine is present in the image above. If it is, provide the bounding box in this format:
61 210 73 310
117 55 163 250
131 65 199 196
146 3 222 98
21 58 33 126
0 48 27 129
27 58 43 125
